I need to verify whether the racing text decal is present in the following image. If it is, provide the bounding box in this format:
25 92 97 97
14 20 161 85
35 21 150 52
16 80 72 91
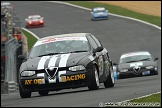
25 79 43 85
61 74 86 82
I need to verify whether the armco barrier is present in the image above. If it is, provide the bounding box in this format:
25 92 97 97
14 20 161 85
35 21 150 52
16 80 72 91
1 36 26 94
4 37 22 93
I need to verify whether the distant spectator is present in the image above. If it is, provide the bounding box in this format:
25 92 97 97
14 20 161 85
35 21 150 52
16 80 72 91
13 28 22 41
1 34 7 42
17 28 21 34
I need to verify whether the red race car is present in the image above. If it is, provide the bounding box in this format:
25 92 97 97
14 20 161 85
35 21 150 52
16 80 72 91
25 15 44 28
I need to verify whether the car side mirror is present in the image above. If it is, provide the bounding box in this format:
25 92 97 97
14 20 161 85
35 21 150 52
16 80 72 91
106 10 108 12
113 63 118 66
18 55 26 61
93 46 103 53
154 57 158 61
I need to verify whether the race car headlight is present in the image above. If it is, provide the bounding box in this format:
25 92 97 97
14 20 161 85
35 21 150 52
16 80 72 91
28 22 32 24
120 69 128 72
21 71 35 76
40 20 43 23
69 65 85 71
154 67 157 71
146 66 154 69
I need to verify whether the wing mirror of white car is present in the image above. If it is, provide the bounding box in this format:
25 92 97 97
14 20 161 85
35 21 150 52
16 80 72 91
154 57 158 61
113 63 118 66
106 10 108 13
91 12 93 14
18 54 26 61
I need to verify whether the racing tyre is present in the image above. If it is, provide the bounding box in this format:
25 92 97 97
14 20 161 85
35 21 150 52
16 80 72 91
150 66 158 75
19 84 31 98
104 67 115 88
154 70 158 75
154 67 158 75
88 66 99 90
118 74 124 79
38 90 49 96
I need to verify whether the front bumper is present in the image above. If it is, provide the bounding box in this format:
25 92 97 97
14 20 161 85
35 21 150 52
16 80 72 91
19 70 91 92
92 16 108 20
118 68 157 78
27 23 44 28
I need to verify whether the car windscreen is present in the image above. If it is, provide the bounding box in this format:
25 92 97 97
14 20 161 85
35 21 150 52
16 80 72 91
119 55 152 63
93 8 106 13
28 16 41 20
29 40 90 58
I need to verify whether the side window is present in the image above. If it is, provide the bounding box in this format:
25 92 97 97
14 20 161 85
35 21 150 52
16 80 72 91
90 34 102 47
87 36 98 49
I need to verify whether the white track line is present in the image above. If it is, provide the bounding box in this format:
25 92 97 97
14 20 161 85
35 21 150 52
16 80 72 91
120 91 161 103
22 28 39 39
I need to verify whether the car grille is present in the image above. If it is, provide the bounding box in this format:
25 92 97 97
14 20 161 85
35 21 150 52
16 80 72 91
35 67 68 79
129 67 146 74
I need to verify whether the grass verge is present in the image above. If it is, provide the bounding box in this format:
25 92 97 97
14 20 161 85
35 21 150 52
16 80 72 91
105 93 161 107
22 29 37 50
129 93 161 103
126 93 161 107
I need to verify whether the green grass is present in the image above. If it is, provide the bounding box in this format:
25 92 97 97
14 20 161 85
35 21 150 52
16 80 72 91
129 93 161 103
22 29 37 50
105 93 161 107
64 1 161 27
127 93 161 107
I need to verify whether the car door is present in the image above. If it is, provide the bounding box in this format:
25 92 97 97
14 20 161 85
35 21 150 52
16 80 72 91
90 34 110 80
87 34 105 81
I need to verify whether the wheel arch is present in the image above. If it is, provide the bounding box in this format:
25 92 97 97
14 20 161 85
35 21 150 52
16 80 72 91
94 63 99 76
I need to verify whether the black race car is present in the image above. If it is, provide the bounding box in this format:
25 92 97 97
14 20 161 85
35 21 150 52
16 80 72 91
18 33 115 98
114 51 158 79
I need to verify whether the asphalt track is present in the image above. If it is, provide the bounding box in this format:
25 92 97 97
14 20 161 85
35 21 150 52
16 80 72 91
1 1 161 107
